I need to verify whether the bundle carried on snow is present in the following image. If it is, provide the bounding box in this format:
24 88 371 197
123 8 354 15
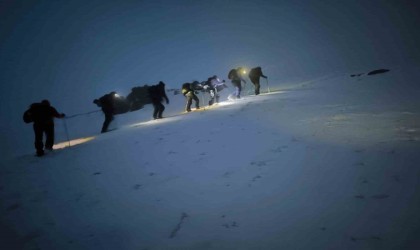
113 96 130 114
192 81 205 91
181 81 204 95
126 85 151 111
93 92 130 115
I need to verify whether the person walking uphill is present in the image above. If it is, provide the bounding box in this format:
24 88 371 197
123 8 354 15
23 100 65 157
148 81 169 119
248 66 267 95
228 67 246 99
203 75 227 106
181 81 200 112
93 92 116 133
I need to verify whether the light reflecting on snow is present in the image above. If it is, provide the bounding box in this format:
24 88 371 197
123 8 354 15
216 101 235 107
53 136 95 149
130 116 182 127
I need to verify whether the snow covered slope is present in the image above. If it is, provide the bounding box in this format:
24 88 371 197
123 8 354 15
1 67 420 249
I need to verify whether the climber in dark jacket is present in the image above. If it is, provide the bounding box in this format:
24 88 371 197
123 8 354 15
23 100 65 156
93 92 116 133
181 81 200 112
148 81 169 119
228 68 247 99
248 66 267 95
203 75 227 105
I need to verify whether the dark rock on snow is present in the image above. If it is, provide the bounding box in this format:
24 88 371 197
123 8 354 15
367 69 390 75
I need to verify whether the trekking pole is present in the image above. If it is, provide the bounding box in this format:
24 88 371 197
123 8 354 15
266 78 271 93
63 118 71 147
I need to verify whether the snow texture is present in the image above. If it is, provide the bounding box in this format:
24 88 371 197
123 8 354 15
1 66 420 249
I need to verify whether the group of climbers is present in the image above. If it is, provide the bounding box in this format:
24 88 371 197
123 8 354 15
23 66 267 156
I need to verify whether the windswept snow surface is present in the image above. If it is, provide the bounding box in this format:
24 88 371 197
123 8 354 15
2 67 420 249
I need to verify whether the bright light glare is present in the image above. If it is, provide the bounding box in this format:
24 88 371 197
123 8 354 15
261 90 284 95
114 93 120 97
217 101 234 107
53 136 95 149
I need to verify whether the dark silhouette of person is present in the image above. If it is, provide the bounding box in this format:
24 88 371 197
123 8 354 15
93 92 116 133
23 100 65 156
148 81 169 119
181 81 200 112
228 68 246 99
203 75 227 105
248 66 267 95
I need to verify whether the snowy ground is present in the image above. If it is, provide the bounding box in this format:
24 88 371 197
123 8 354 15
1 67 420 249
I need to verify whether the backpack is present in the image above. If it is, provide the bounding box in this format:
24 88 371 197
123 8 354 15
181 83 190 95
191 82 204 91
228 69 237 80
126 85 151 110
23 109 33 123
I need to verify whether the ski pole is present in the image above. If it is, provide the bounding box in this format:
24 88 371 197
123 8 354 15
266 78 271 93
63 118 71 147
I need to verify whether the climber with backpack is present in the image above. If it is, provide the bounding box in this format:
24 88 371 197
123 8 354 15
148 81 169 119
202 75 227 105
228 67 247 99
248 66 268 95
23 100 65 156
181 81 201 112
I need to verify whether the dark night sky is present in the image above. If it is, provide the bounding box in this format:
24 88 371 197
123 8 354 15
1 0 420 154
